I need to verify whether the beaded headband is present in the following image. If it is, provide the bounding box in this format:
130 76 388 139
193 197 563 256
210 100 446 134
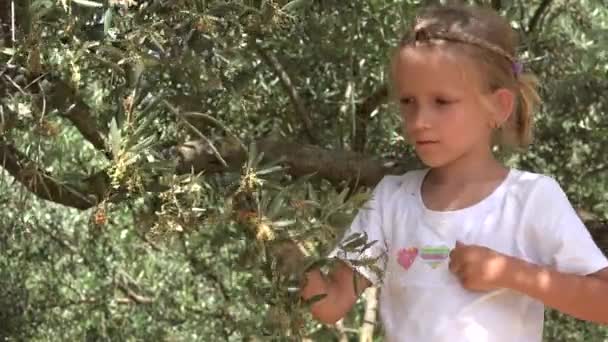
402 27 523 77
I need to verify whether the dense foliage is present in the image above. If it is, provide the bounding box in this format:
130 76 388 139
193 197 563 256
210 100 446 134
1 0 607 340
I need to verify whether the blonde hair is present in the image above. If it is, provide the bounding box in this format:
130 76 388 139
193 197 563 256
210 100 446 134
392 4 542 147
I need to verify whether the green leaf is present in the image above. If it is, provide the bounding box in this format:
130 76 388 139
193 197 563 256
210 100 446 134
247 143 258 170
130 135 156 153
327 212 354 229
281 0 313 12
348 191 372 207
307 183 319 204
271 220 296 228
336 186 350 205
132 110 159 139
31 0 54 17
256 165 284 176
267 192 285 220
108 118 121 157
341 232 364 246
72 0 103 8
253 151 265 169
103 8 113 36
342 235 369 251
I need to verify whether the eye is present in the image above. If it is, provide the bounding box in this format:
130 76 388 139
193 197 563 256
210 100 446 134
400 97 414 106
435 97 455 106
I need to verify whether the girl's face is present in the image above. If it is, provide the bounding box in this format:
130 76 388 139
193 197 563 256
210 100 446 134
392 47 499 168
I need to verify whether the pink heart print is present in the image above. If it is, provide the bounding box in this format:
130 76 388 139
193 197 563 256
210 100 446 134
397 247 418 270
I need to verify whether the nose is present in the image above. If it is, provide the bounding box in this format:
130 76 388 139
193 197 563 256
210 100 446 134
405 106 433 132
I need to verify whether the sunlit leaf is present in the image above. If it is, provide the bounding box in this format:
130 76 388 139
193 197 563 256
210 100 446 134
103 8 113 36
72 0 103 7
109 117 121 157
281 0 313 12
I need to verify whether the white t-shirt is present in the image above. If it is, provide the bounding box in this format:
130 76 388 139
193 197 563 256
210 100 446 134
330 169 608 342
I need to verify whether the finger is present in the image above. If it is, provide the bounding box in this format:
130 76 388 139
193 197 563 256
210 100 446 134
449 245 460 260
448 257 461 275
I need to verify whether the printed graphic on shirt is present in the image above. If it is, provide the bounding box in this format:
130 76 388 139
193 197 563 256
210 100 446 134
420 246 451 269
397 247 418 270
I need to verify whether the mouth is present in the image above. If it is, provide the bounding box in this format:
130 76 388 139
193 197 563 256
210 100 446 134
416 140 439 146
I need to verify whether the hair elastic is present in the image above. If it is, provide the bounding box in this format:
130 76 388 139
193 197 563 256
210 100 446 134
512 61 524 76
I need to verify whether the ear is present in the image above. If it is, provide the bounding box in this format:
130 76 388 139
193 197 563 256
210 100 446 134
490 88 515 127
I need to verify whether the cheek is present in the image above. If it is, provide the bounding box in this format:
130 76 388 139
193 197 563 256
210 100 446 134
452 109 493 143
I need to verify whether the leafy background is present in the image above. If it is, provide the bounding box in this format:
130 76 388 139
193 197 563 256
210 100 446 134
1 0 607 341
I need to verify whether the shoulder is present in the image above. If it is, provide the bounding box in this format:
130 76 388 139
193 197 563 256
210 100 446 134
506 169 566 201
373 169 427 197
506 169 574 222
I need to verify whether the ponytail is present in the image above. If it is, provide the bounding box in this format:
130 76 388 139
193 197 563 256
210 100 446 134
511 72 541 147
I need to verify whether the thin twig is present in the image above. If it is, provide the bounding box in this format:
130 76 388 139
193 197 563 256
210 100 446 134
253 44 317 143
183 111 247 152
0 106 5 133
38 81 47 123
37 224 78 254
4 74 26 95
165 100 228 168
11 0 15 43
116 282 155 304
24 72 49 90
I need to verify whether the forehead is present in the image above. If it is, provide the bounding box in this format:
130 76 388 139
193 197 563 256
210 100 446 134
392 46 484 95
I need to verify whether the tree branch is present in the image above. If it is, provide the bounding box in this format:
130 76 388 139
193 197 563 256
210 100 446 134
335 319 349 342
4 134 608 254
254 46 318 143
527 0 553 34
174 137 414 187
43 78 108 154
359 286 378 342
352 84 389 152
0 140 97 209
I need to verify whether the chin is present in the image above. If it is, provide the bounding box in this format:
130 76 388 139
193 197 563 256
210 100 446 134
416 154 453 169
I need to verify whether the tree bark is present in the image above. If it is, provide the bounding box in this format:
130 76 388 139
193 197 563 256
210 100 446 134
527 0 553 34
0 140 97 209
353 85 389 152
359 286 378 342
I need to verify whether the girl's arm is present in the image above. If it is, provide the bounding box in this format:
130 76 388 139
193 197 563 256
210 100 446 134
449 242 608 325
300 261 371 324
503 258 608 324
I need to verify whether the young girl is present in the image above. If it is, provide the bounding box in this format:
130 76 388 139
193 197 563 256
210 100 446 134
300 4 608 342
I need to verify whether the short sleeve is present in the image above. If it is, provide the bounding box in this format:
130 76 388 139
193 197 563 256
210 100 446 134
327 176 395 285
528 177 608 275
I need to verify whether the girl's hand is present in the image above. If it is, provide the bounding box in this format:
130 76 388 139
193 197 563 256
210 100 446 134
448 241 513 292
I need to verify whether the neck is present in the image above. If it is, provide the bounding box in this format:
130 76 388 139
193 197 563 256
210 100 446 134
427 146 507 186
